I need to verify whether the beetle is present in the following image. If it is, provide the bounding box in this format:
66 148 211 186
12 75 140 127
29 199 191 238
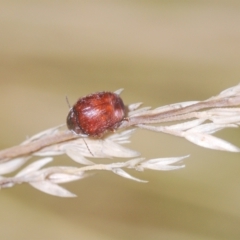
67 91 126 137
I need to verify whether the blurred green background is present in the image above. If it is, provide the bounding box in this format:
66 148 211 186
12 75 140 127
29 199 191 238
1 1 240 239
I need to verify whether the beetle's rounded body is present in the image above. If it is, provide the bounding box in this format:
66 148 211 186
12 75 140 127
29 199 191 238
67 92 125 137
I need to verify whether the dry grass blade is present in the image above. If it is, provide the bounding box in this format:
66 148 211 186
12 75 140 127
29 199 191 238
0 83 240 196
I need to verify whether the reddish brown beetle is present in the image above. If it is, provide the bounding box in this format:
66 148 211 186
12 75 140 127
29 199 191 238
67 91 126 137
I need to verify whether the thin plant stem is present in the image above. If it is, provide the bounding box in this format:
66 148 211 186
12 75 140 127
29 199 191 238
0 94 239 163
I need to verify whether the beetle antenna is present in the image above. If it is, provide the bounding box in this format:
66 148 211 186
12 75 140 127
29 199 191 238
65 96 71 109
83 138 94 156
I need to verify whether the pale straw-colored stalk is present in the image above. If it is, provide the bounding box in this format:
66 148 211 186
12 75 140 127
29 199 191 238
0 84 240 197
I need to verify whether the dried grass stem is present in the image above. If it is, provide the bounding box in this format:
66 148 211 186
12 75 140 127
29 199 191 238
0 131 78 162
0 89 240 163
